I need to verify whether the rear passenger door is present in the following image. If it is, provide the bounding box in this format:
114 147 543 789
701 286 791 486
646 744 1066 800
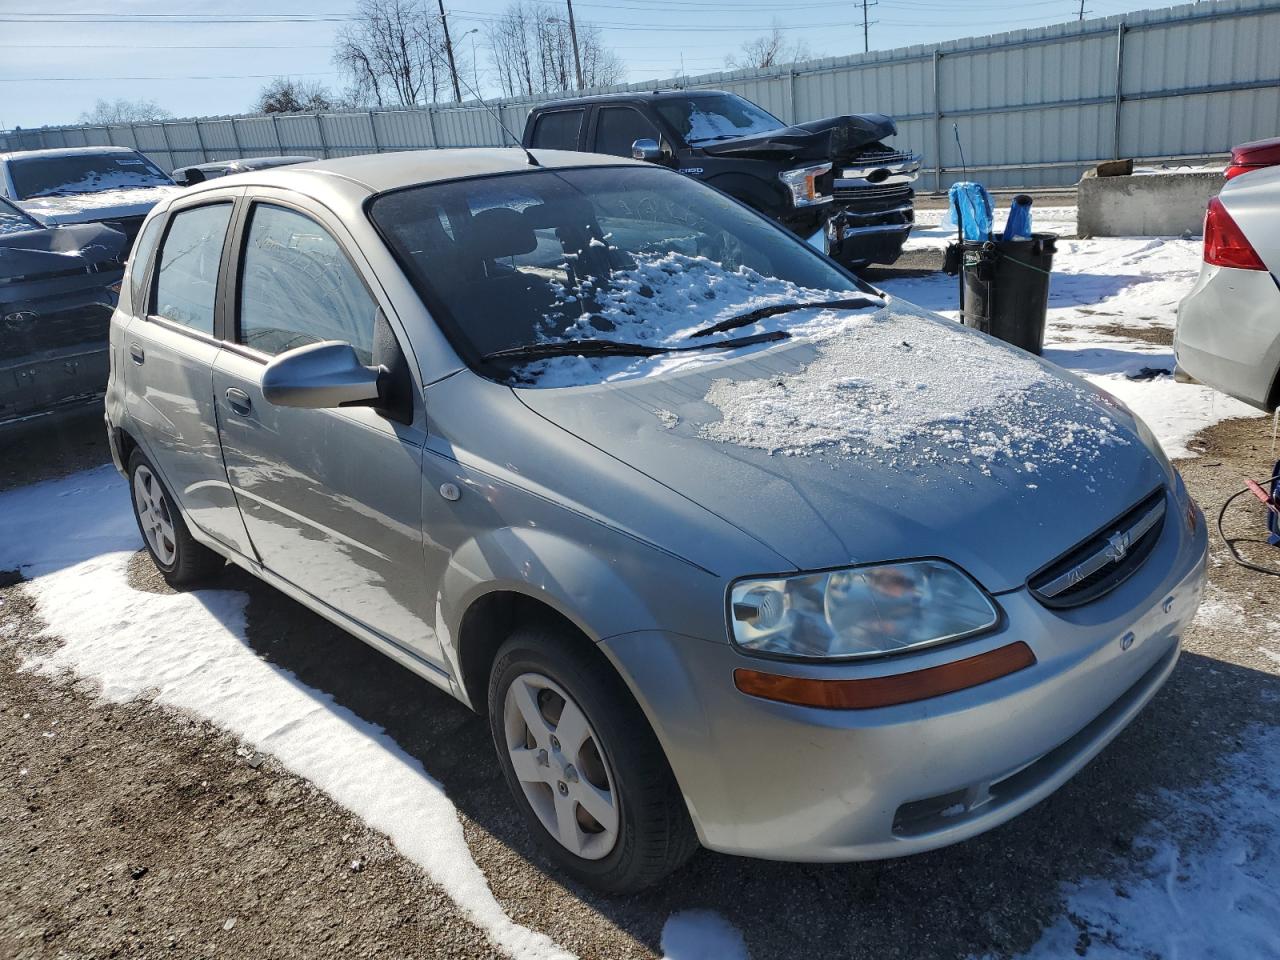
210 193 443 666
124 192 254 556
528 108 585 151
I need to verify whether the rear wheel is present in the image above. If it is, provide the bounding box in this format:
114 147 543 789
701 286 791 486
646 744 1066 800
127 450 224 586
488 626 698 893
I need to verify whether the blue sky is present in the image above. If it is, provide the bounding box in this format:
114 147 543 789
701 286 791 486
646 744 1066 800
3 0 1174 129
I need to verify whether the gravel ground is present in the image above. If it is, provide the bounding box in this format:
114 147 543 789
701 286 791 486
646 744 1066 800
2 370 1278 957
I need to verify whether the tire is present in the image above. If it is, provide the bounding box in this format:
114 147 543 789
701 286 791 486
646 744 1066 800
127 449 224 586
488 626 698 893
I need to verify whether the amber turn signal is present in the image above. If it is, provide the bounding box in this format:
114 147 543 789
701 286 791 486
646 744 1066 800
733 641 1037 710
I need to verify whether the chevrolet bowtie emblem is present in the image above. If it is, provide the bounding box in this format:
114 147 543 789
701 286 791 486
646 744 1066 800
1104 530 1131 563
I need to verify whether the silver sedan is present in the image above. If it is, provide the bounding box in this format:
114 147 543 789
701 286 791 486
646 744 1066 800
105 148 1206 893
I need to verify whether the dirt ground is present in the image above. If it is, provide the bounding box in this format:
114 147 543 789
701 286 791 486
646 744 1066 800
2 407 1279 959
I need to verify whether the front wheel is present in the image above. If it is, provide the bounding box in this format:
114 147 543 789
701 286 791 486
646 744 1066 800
488 627 698 893
127 449 224 586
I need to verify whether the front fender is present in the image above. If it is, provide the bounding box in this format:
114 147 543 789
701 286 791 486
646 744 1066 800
438 524 726 654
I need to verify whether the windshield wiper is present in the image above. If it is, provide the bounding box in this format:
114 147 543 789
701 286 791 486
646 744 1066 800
480 329 790 365
687 297 881 339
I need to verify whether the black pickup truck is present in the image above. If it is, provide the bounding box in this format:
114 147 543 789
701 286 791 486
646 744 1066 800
521 89 920 269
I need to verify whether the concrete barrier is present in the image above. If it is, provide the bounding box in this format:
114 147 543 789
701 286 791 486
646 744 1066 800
1076 171 1223 237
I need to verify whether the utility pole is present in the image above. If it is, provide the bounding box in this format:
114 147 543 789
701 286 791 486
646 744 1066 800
566 0 584 90
860 0 876 53
1078 0 1087 19
437 0 462 102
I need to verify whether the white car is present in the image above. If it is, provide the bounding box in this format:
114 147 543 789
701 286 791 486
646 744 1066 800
1176 137 1280 409
0 146 179 246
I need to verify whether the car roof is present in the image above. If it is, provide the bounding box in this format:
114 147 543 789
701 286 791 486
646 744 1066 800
0 145 142 162
176 147 646 197
533 89 734 111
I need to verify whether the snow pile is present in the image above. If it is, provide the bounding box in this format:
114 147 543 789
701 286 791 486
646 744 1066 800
1001 725 1280 960
524 249 882 387
906 205 1078 252
1 467 571 960
660 910 748 960
699 307 1126 472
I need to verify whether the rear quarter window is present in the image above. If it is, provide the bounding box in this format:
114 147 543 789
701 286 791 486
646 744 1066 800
530 110 584 151
128 216 165 312
153 203 233 335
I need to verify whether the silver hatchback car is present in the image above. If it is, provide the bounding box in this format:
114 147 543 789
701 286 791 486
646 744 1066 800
106 149 1207 893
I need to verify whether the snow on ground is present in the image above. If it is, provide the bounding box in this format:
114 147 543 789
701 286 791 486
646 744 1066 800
995 725 1280 960
905 205 1078 252
0 466 742 960
881 232 1263 458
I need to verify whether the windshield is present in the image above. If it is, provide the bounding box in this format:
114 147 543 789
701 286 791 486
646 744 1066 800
654 94 785 145
0 196 41 235
370 165 873 386
9 152 172 200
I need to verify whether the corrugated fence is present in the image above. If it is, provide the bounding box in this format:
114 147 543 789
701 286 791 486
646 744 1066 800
3 0 1278 190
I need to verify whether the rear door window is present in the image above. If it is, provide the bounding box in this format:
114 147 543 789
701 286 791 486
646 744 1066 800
530 110 584 151
152 203 233 335
129 216 165 312
237 203 378 364
593 107 660 158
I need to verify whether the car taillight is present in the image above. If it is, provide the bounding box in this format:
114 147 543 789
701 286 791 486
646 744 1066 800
1225 137 1280 180
1203 197 1266 270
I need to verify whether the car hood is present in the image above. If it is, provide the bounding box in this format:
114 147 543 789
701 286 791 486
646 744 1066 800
16 185 179 225
0 220 126 284
514 301 1170 592
697 113 898 163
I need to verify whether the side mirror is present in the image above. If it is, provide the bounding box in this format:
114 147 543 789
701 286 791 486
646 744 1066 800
631 138 663 162
261 340 383 410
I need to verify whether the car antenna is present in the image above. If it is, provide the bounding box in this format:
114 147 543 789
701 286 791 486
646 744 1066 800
427 44 539 167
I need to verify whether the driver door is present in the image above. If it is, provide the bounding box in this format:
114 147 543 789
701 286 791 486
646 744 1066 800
211 194 444 666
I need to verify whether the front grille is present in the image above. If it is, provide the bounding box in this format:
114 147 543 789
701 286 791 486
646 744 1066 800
0 302 112 357
849 148 916 166
833 182 913 205
1028 488 1167 609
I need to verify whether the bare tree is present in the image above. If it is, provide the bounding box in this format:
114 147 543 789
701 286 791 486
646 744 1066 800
256 77 334 114
487 2 623 97
333 0 470 107
79 98 172 124
725 21 811 70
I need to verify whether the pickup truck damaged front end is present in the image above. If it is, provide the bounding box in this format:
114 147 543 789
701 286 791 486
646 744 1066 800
700 115 921 268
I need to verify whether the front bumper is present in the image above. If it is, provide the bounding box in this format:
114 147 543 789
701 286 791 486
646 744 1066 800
602 490 1207 861
1175 262 1280 410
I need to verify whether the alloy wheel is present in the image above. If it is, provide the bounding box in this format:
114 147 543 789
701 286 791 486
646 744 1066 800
502 671 620 860
132 464 177 567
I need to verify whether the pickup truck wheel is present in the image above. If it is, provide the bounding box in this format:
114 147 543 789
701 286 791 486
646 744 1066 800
488 627 698 893
127 450 224 586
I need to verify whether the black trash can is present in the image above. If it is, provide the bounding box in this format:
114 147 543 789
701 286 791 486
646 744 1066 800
946 234 1057 355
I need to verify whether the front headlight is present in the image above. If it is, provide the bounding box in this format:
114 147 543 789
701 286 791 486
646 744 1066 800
778 163 833 207
729 560 999 660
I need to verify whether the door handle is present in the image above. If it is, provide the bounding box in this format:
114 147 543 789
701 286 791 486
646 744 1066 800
129 344 145 364
225 387 253 416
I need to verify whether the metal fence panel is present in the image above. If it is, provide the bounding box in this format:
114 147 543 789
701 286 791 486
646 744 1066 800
3 0 1277 190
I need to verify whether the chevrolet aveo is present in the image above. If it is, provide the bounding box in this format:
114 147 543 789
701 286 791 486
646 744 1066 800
105 149 1207 893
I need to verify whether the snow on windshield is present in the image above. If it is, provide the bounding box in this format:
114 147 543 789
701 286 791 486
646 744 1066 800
11 154 172 200
686 106 777 143
519 249 884 386
0 201 38 237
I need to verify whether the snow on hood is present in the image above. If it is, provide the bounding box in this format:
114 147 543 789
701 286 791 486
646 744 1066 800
511 250 1125 479
699 306 1129 477
19 185 179 225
